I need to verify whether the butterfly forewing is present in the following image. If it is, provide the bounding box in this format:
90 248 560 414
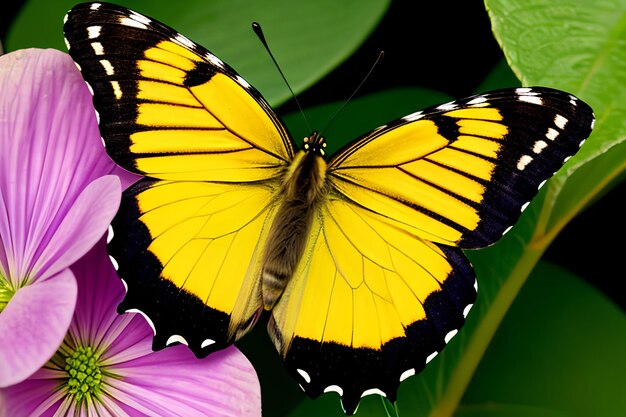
110 178 279 354
63 2 295 183
269 197 477 413
328 87 594 249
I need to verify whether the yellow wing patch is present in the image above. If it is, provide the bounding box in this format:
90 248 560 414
272 198 462 349
137 180 275 313
269 196 476 413
328 108 511 245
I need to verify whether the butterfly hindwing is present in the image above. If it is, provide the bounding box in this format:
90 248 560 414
110 178 280 355
63 2 295 183
269 197 477 413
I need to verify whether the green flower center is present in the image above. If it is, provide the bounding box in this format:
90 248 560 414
0 275 15 313
64 346 103 401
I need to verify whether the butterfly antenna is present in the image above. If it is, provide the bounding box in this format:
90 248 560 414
319 50 385 136
252 22 311 133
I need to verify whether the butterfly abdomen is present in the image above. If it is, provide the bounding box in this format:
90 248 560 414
262 136 328 309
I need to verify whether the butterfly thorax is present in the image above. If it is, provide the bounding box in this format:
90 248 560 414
261 133 328 310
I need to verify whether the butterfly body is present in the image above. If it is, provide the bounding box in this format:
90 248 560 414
262 133 328 309
63 2 594 414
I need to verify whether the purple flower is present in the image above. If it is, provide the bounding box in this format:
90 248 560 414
1 237 261 416
0 48 135 387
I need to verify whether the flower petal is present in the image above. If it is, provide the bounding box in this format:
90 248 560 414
77 239 262 417
33 175 121 282
1 227 260 415
0 269 76 387
68 237 147 354
0 375 66 417
109 346 261 417
0 48 134 285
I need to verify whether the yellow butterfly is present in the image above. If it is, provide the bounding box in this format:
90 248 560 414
64 2 594 414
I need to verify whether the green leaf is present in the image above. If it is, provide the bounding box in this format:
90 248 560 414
5 0 389 106
485 0 626 238
392 2 626 416
462 261 626 417
457 404 573 417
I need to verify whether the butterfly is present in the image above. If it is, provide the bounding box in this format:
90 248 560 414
63 2 594 414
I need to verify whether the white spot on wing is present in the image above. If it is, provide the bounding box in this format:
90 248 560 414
399 368 415 382
85 81 94 95
236 75 251 89
517 154 533 170
174 33 195 48
206 53 224 68
554 114 568 129
444 329 458 344
100 59 114 75
63 13 69 24
201 339 216 348
474 278 478 291
119 17 147 29
463 303 473 318
590 117 595 130
91 42 104 56
120 278 128 292
90 3 101 10
467 96 488 105
64 37 71 50
538 179 547 190
87 25 101 39
130 11 151 25
297 369 311 383
502 225 513 236
126 308 156 335
437 101 458 111
515 87 533 94
403 111 423 122
166 335 188 346
111 81 123 100
521 201 530 212
545 127 559 140
426 351 438 364
361 388 386 398
324 385 343 396
532 140 548 154
107 225 114 243
518 95 543 105
108 255 119 271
